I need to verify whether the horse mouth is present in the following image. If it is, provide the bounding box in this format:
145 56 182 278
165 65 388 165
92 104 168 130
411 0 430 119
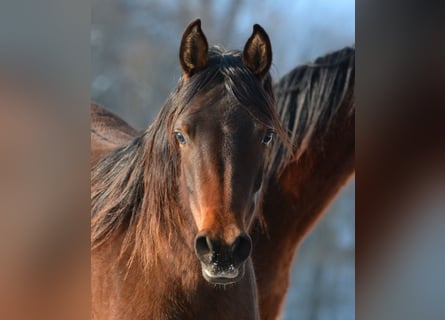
201 263 244 284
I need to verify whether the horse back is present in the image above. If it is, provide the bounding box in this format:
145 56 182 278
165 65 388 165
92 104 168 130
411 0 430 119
90 103 138 166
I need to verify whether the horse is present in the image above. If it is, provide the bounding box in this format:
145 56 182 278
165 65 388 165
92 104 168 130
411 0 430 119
252 47 355 319
90 46 354 319
91 19 287 320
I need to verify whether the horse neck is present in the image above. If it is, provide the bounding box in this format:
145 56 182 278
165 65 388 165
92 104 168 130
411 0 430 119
275 98 354 242
253 98 355 319
263 96 354 248
254 47 355 273
92 192 202 319
92 231 201 320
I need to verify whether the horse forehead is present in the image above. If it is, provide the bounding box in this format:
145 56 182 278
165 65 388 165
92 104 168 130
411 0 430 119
185 100 255 131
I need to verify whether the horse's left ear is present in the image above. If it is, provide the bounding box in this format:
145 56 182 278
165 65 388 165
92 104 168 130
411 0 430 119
242 24 272 79
179 18 208 78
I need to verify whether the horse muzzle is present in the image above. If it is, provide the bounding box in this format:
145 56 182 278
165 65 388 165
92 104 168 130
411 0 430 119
201 261 245 284
194 231 252 284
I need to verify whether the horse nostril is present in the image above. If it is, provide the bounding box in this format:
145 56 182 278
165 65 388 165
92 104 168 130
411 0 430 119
195 232 251 266
231 234 252 265
194 234 212 260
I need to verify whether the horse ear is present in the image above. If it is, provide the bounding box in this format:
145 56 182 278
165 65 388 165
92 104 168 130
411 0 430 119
179 18 208 78
242 24 272 78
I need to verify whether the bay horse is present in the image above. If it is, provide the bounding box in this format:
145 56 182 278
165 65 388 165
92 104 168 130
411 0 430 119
253 47 355 319
91 19 286 320
91 46 354 319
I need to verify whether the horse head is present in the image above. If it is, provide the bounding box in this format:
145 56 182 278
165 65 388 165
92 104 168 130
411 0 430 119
172 19 277 284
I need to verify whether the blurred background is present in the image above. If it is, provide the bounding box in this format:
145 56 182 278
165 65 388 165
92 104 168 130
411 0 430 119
91 1 355 319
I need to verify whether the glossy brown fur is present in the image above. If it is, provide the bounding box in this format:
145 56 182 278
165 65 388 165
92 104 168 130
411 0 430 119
91 19 284 320
253 47 355 319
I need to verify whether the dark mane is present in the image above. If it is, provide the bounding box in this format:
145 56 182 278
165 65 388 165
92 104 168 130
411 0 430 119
91 46 286 270
268 46 355 175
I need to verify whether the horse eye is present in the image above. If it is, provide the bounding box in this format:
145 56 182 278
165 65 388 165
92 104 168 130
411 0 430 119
261 131 274 145
174 131 187 145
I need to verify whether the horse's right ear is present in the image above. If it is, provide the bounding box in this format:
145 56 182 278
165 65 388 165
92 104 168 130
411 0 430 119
179 18 208 79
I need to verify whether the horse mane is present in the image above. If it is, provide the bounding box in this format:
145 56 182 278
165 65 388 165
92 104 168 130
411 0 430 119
268 46 355 175
91 46 286 271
